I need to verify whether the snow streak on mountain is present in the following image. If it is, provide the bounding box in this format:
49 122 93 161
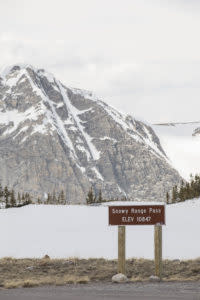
0 64 181 203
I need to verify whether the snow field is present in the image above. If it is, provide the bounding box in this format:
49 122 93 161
0 200 199 260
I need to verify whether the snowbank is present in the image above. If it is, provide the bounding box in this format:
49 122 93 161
0 200 199 259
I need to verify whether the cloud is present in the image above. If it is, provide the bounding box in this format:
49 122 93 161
0 0 200 123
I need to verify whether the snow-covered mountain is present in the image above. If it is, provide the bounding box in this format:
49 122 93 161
153 122 200 180
0 64 181 203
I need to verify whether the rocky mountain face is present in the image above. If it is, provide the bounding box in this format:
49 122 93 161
0 64 181 203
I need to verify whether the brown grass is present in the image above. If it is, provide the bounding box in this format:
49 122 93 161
0 257 199 289
3 275 89 289
130 276 148 282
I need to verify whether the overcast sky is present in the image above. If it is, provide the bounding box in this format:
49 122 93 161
1 0 200 123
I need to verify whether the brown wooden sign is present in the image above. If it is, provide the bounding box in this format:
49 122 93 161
109 205 165 226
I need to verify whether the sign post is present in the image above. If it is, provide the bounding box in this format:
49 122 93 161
118 225 126 274
109 205 165 278
154 224 162 279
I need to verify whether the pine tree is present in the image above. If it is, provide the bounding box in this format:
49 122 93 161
166 192 170 204
4 186 10 208
47 193 52 204
52 191 57 204
179 180 185 202
98 189 103 203
86 187 95 205
172 185 178 203
10 189 16 207
22 193 25 204
60 190 65 204
169 173 200 204
0 184 3 202
0 184 33 208
17 192 21 205
57 193 61 204
26 193 32 204
185 182 191 200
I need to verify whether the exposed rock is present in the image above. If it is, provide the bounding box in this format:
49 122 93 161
0 64 182 203
62 260 75 266
172 259 181 264
112 273 128 283
26 266 34 271
43 254 50 260
149 275 161 282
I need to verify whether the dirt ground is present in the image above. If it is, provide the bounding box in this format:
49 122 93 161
0 257 200 289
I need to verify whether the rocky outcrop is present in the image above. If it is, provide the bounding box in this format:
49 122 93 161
0 64 181 203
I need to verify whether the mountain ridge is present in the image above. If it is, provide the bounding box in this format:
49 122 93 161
0 64 181 203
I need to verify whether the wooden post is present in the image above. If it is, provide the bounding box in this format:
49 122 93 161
118 225 126 274
154 224 162 280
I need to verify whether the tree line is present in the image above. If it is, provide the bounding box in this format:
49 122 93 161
37 190 66 205
0 184 32 208
86 187 127 204
0 183 67 208
166 174 200 204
